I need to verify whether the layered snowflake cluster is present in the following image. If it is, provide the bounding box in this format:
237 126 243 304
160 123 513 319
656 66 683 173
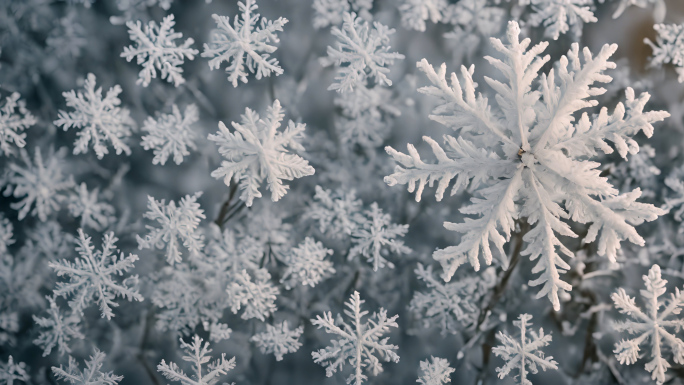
645 23 684 83
385 20 668 310
0 92 36 157
250 321 304 361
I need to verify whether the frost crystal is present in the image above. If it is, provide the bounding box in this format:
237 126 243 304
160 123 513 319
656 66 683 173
68 183 115 231
121 14 198 87
32 296 84 357
136 192 205 264
349 202 411 271
417 356 455 385
385 21 668 310
320 12 405 93
141 104 199 165
208 100 315 207
311 291 400 385
52 349 122 385
50 229 143 319
54 73 136 159
0 92 36 157
0 356 29 385
524 0 597 40
645 23 684 83
313 0 350 29
226 268 279 321
611 264 684 384
250 321 304 361
201 0 288 87
2 147 74 222
334 85 401 148
304 185 364 239
492 314 558 385
612 0 666 22
280 237 335 289
398 0 447 32
157 335 236 385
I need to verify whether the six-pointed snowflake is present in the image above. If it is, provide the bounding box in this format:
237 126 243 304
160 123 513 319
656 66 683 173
32 296 84 357
157 335 236 385
250 321 304 361
349 202 411 271
141 103 199 165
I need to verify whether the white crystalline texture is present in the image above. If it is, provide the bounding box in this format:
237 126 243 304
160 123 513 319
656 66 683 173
141 104 199 165
250 321 304 361
52 349 122 385
525 0 597 40
157 335 236 385
417 356 455 385
645 23 684 83
0 92 36 157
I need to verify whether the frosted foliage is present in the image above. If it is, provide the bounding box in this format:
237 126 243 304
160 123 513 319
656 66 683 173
611 264 684 384
385 21 668 310
311 291 400 385
525 0 597 40
280 237 335 289
320 12 405 93
2 148 74 222
157 335 236 385
68 183 115 231
492 314 558 385
304 185 364 239
0 93 36 157
250 321 304 361
612 0 666 22
0 357 29 385
32 296 84 357
399 0 447 32
54 73 136 159
417 356 454 385
121 14 198 87
349 202 411 271
645 23 684 83
52 350 122 385
208 100 315 207
49 229 143 319
136 192 206 264
226 268 279 321
141 104 199 165
201 0 288 87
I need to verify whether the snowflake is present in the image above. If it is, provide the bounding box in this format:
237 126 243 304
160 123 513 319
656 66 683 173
54 73 136 159
151 267 205 335
645 23 684 83
226 269 279 321
384 21 668 310
208 100 315 207
523 0 597 40
203 321 232 342
157 335 236 385
320 12 405 93
52 349 122 385
304 185 364 239
49 229 143 319
398 0 448 32
612 0 666 23
141 104 199 165
280 237 335 289
32 296 84 357
2 147 74 222
312 0 373 29
121 14 198 87
201 0 288 87
136 192 206 264
334 85 401 148
250 321 304 361
492 314 558 385
0 92 36 157
611 264 684 384
68 183 115 231
349 202 411 271
0 214 14 257
0 356 28 385
311 290 400 385
417 356 455 385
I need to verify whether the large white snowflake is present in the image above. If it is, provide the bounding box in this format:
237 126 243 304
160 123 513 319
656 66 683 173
54 73 136 159
121 14 199 87
385 21 668 310
280 237 335 289
0 92 36 157
311 290 399 385
208 99 315 207
611 264 684 384
201 0 288 87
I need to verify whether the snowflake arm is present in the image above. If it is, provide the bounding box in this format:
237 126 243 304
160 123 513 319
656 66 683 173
526 0 597 40
201 0 288 87
417 356 455 385
68 183 115 231
320 12 405 93
0 357 29 385
349 203 411 271
251 321 304 361
311 291 400 385
49 229 143 319
157 335 236 385
52 350 122 385
121 14 198 87
611 264 684 384
0 92 36 157
226 268 279 321
136 192 205 264
493 314 558 385
280 237 335 289
141 104 199 165
208 100 315 207
32 296 84 357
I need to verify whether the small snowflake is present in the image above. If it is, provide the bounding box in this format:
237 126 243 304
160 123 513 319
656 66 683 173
32 296 84 357
304 185 364 239
524 0 597 40
121 14 198 87
349 202 411 271
226 268 279 321
141 104 199 165
611 264 684 384
0 92 36 157
54 73 136 159
251 321 304 361
417 356 455 385
201 0 288 87
280 237 335 289
52 349 122 385
398 0 448 32
0 356 29 385
645 23 684 83
157 335 236 385
68 183 115 231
